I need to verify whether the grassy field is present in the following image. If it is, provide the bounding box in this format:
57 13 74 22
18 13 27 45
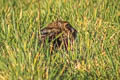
0 0 120 80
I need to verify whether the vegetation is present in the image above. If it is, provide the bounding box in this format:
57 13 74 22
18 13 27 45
0 0 120 79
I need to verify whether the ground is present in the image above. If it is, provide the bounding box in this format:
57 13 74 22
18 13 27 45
0 0 120 80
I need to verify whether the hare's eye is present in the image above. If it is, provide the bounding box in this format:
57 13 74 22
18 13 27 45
58 22 62 27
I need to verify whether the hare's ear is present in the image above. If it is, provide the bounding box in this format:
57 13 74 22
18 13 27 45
65 23 75 33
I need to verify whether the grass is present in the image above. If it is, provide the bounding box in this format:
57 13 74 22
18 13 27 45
0 0 120 80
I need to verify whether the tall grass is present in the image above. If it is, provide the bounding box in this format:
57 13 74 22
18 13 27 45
0 0 120 80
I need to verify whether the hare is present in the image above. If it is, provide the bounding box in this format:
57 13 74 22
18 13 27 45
40 20 77 52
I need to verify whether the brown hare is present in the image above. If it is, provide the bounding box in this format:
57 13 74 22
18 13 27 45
40 20 77 52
